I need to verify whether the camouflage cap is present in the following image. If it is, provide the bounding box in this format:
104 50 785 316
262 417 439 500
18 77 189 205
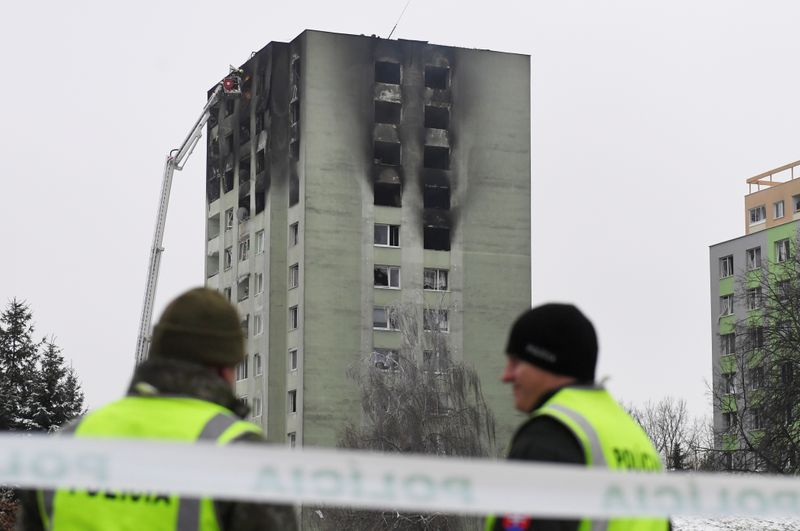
149 287 244 367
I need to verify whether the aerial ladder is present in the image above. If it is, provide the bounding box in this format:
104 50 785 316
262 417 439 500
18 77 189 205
134 71 242 364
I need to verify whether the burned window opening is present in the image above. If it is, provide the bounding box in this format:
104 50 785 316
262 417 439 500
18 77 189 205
238 275 250 302
375 61 401 84
424 227 450 251
207 177 220 202
224 134 234 154
374 101 401 125
425 106 449 129
290 100 300 125
255 191 265 215
256 149 266 174
225 99 235 117
223 169 234 193
424 186 450 210
239 123 251 144
292 58 301 83
289 173 299 207
209 138 220 157
255 112 264 133
374 182 402 207
290 140 300 160
238 197 250 221
425 66 449 90
239 158 251 185
374 141 401 166
424 146 450 170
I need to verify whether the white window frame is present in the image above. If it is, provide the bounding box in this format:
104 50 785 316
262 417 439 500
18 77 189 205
238 237 250 261
374 223 400 247
749 205 766 225
423 268 449 291
236 355 249 381
223 287 232 301
289 348 298 371
775 200 785 219
794 194 800 213
777 239 791 263
289 222 299 247
252 395 262 418
372 307 399 331
746 287 762 310
719 294 733 317
225 208 234 230
746 247 761 270
719 255 733 278
423 309 449 333
254 314 263 336
289 306 299 330
254 353 263 376
721 333 735 356
289 263 300 289
224 247 233 270
255 230 265 254
237 276 249 302
374 265 400 289
254 272 264 295
288 390 297 414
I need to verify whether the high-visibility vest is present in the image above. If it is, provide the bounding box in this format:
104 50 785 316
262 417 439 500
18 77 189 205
486 386 670 531
36 396 262 531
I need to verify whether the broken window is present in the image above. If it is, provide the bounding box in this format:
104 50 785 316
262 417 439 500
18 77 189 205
289 306 299 330
289 222 299 247
290 140 300 160
239 237 250 261
255 191 266 215
424 185 450 210
288 390 297 413
374 101 401 124
423 268 448 291
255 272 264 295
289 172 299 206
424 105 449 129
207 214 220 240
374 141 401 166
236 355 248 381
238 198 250 222
223 169 234 193
372 348 399 371
719 294 733 316
224 247 233 270
289 348 298 371
255 112 264 133
207 172 220 202
423 309 449 333
289 263 299 289
225 208 234 231
206 252 219 278
746 247 761 270
290 100 300 125
374 224 400 247
239 157 251 184
240 121 250 144
424 146 450 170
255 230 265 254
238 275 250 302
424 227 450 251
253 313 263 336
374 182 402 207
425 66 449 90
374 265 400 289
373 307 399 330
256 149 266 174
375 61 401 84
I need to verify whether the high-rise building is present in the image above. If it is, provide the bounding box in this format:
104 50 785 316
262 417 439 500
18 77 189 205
709 160 800 469
204 30 531 448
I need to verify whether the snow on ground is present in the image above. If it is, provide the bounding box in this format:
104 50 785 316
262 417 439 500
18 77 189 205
674 517 800 530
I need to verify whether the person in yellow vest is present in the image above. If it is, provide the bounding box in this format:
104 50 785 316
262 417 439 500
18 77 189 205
16 287 297 530
486 303 671 531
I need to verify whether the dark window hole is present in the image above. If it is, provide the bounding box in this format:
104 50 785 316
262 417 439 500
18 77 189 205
375 61 401 84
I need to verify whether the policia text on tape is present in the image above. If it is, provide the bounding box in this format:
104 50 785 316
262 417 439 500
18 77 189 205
2 433 800 520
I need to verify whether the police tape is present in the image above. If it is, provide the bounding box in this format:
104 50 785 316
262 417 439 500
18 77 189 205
2 433 800 519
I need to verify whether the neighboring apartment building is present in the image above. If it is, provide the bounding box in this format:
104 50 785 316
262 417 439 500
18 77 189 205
709 160 800 469
204 30 531 449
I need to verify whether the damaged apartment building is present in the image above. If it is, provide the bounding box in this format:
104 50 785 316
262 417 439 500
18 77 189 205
204 30 530 448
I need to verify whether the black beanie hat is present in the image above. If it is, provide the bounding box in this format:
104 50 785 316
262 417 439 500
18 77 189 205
505 303 598 382
149 287 245 367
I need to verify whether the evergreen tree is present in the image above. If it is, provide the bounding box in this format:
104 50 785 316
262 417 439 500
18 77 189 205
0 299 41 431
29 340 85 432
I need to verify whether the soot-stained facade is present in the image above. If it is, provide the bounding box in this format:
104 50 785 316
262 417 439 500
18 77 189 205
204 30 531 449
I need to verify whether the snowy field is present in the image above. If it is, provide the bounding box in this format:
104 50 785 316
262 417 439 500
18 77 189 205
674 517 800 530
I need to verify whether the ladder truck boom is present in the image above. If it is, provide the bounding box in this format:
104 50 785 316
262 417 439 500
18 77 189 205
135 73 241 364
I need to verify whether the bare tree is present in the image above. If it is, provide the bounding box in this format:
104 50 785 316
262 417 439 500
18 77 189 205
712 234 800 473
309 301 495 530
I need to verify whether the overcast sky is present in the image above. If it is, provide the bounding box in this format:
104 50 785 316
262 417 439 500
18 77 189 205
2 0 798 420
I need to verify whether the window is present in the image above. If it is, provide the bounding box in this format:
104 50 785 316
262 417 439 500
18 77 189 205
289 306 299 330
775 200 785 219
776 239 791 263
255 230 265 254
288 390 297 414
723 411 738 431
781 362 794 386
372 307 399 330
424 268 448 291
254 353 263 376
254 273 264 295
224 247 233 270
751 407 764 430
252 395 262 418
371 348 399 371
424 65 449 89
289 264 299 289
423 146 450 170
749 326 764 350
236 355 249 381
241 315 249 337
719 255 734 278
746 247 761 270
375 61 401 84
778 279 791 301
746 287 762 310
225 208 234 230
374 101 401 124
289 222 299 247
254 314 263 336
724 372 736 395
424 227 450 251
423 309 449 333
289 348 298 371
374 141 401 166
424 105 450 129
719 294 733 316
223 287 232 301
374 224 400 247
374 265 400 288
750 366 764 390
238 237 250 261
237 276 249 302
288 432 297 448
749 205 766 224
721 333 735 356
424 349 447 373
794 195 800 213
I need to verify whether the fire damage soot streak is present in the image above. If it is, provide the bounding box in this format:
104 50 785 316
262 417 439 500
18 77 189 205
252 461 473 508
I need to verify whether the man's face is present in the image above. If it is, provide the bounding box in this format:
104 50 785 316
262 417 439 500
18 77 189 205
501 356 552 412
